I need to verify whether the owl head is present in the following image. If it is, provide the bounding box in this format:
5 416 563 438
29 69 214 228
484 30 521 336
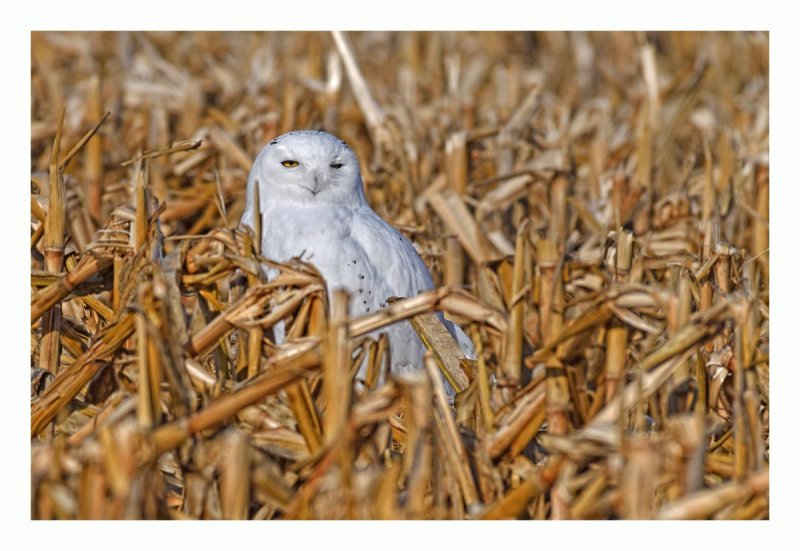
245 130 367 211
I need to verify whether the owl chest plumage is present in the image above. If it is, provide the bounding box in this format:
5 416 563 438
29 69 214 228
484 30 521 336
261 203 364 292
259 200 435 372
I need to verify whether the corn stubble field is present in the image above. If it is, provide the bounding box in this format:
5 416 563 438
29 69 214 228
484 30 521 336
30 31 769 520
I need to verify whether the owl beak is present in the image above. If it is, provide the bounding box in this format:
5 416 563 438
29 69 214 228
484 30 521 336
311 170 323 194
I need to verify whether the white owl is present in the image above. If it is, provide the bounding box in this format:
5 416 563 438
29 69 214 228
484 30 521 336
240 130 474 392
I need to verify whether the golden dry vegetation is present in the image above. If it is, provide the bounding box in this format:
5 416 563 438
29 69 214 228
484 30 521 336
30 31 769 519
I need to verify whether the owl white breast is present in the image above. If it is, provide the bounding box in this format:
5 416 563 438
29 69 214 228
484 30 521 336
241 130 473 388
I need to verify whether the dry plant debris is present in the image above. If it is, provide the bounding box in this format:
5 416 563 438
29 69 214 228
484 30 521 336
30 31 768 520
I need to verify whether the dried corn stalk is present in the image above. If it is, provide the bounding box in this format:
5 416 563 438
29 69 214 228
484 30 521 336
30 31 768 520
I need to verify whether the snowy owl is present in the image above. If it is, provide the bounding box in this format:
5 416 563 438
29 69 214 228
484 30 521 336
240 130 474 391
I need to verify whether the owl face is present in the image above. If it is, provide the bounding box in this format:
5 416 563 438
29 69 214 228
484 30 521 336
247 130 366 207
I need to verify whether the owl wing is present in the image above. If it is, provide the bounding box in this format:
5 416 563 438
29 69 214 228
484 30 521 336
350 208 475 363
349 208 434 302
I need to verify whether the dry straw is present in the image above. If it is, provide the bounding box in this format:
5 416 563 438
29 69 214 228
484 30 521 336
30 31 768 520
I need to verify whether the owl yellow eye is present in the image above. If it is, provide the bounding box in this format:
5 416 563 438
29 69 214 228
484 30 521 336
281 160 299 167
